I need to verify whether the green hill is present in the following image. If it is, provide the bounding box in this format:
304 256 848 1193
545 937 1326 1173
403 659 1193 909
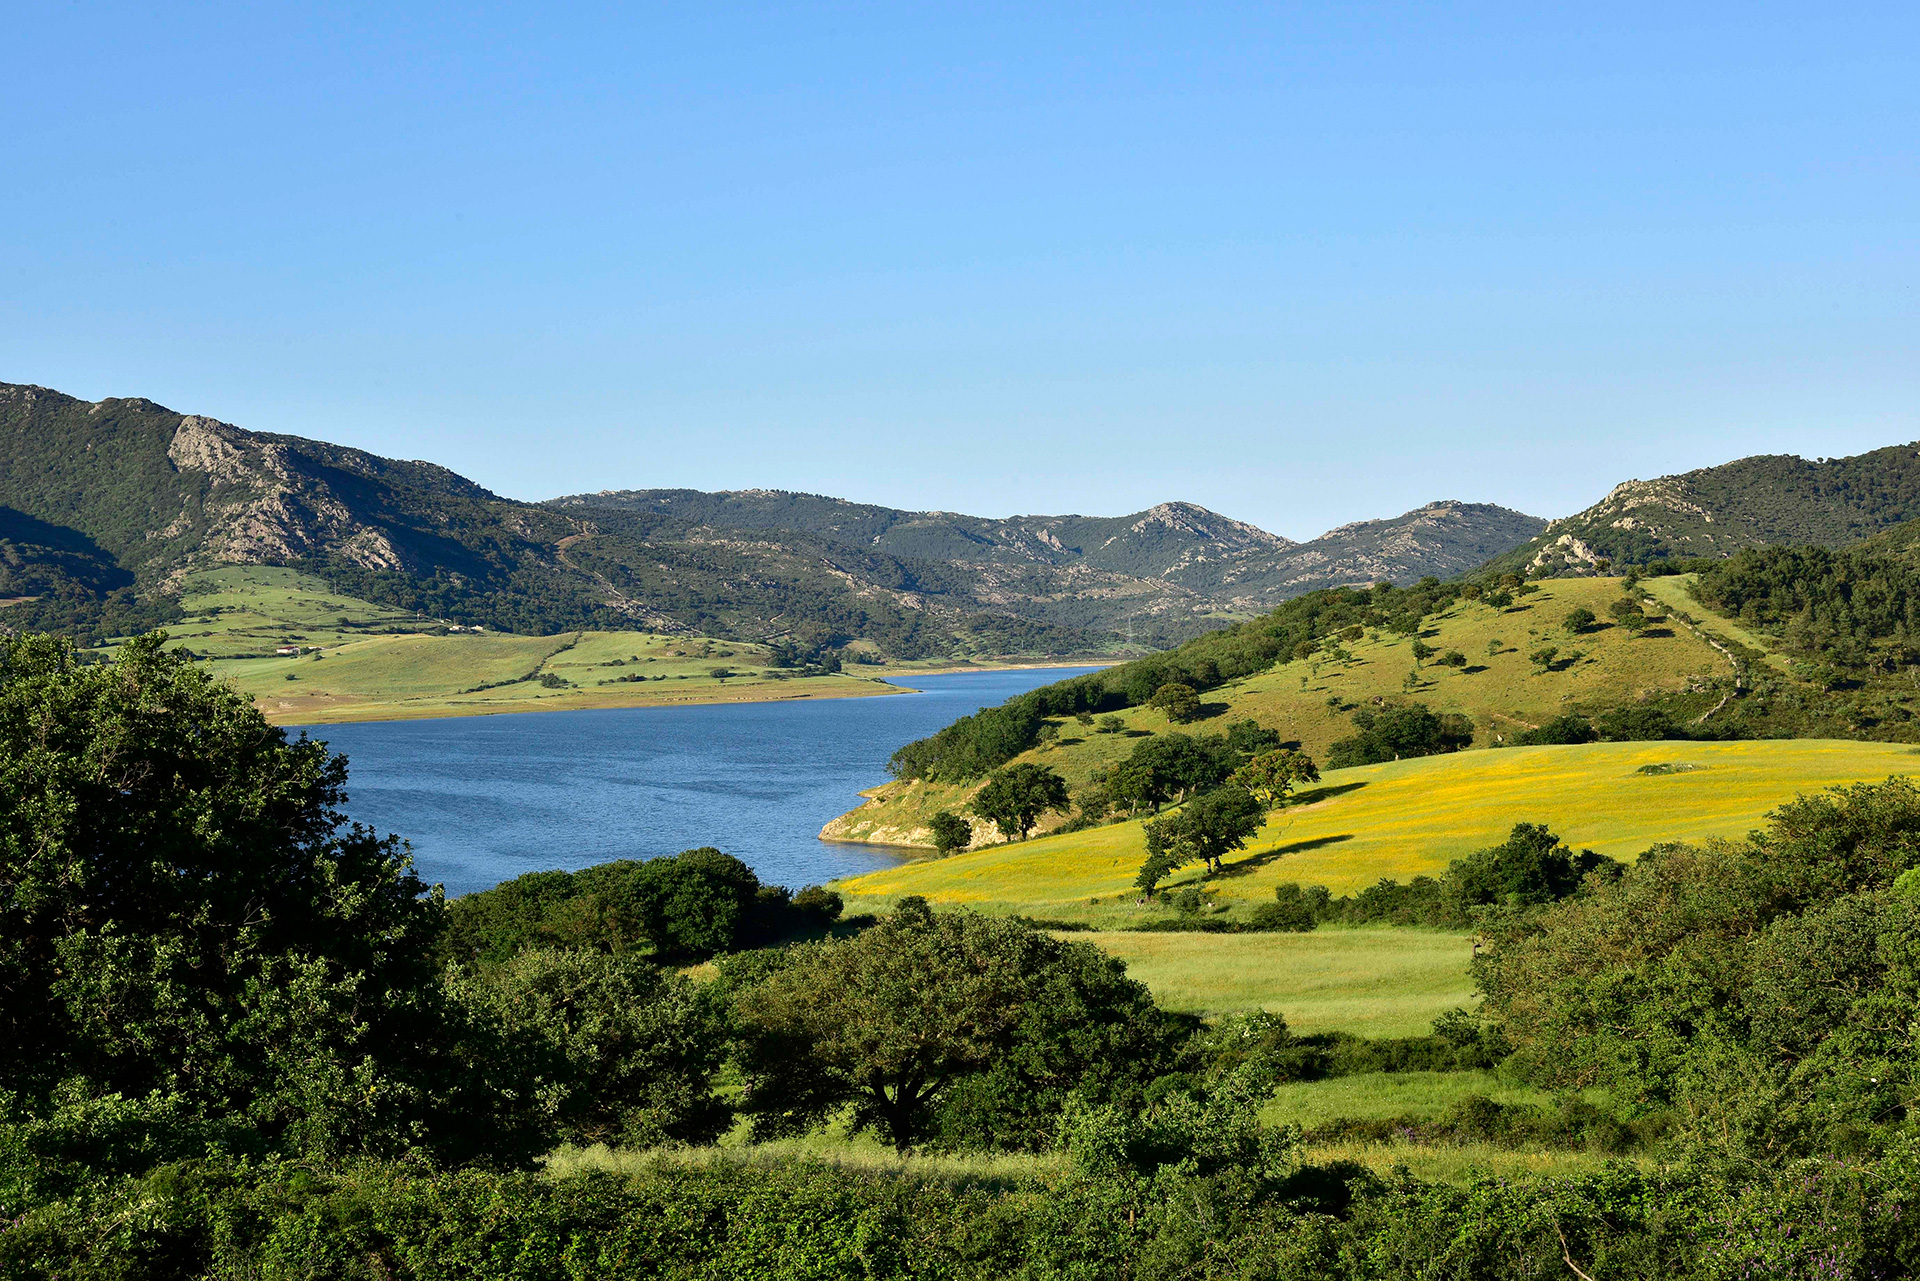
1488 441 1920 575
136 566 911 724
824 575 1764 848
835 739 1920 923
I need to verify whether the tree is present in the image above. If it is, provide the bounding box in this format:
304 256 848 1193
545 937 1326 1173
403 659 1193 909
1410 639 1435 664
1248 883 1323 932
1438 649 1468 668
1563 607 1597 634
1107 733 1236 813
1230 748 1320 807
1136 785 1267 894
449 948 731 1149
1148 682 1201 723
1528 645 1559 672
1442 823 1617 919
970 762 1071 840
626 847 768 961
0 634 444 1159
733 903 1170 1152
928 811 973 856
1223 718 1281 758
1096 715 1125 734
1325 703 1473 769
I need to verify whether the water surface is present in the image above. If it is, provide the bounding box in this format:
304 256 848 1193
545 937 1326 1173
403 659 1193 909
301 667 1101 896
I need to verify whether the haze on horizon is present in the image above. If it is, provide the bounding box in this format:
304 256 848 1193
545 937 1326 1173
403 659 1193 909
3 3 1915 541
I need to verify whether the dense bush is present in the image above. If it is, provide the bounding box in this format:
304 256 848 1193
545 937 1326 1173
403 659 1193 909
732 899 1181 1152
1325 702 1474 768
441 848 845 965
1260 824 1621 931
1696 542 1920 670
1477 778 1920 1158
11 1148 1920 1280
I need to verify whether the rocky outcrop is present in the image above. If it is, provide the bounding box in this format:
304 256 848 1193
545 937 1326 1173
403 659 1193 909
166 416 409 572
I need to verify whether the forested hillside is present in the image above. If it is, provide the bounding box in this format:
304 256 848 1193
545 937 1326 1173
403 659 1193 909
1488 441 1920 575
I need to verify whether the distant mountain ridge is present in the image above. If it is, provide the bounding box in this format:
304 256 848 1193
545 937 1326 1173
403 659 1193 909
550 490 1545 614
1487 443 1920 576
0 380 1545 653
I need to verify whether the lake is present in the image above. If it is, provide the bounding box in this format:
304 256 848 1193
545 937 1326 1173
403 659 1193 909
299 667 1103 897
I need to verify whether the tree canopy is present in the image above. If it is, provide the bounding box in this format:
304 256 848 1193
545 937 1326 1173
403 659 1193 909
0 633 445 1158
732 900 1171 1152
970 762 1071 841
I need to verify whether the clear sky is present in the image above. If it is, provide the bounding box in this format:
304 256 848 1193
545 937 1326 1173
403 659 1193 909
4 3 1915 540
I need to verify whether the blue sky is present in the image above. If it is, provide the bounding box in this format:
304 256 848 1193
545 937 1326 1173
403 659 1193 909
4 3 1915 539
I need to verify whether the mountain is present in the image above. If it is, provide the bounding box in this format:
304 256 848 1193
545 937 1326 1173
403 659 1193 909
0 380 1545 654
1486 443 1920 576
552 491 1547 632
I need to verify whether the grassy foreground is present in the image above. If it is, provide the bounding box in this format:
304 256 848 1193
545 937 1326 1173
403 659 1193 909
838 738 1920 912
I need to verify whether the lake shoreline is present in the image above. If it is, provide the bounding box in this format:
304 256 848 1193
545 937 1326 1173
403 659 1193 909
262 658 1116 727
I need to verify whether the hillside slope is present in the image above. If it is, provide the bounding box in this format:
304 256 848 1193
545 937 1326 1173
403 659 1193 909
822 576 1743 848
1489 442 1920 575
834 740 1920 923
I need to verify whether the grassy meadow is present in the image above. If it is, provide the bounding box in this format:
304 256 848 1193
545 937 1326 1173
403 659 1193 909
839 738 1920 913
826 575 1741 847
138 566 921 723
1067 929 1475 1036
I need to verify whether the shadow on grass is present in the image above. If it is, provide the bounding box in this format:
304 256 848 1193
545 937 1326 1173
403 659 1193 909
1217 832 1355 878
1288 781 1368 807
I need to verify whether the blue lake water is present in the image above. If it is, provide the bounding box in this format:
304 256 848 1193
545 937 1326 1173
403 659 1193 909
298 667 1103 897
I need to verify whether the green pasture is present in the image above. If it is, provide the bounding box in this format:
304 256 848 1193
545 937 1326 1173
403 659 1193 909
142 566 902 723
839 738 1920 908
1261 1071 1552 1130
1071 929 1475 1036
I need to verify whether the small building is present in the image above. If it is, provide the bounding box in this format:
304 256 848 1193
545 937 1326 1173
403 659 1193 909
275 646 300 656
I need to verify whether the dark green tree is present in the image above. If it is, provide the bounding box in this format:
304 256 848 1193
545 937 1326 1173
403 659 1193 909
1135 785 1267 893
970 763 1072 841
928 811 973 856
1563 607 1597 634
1148 682 1202 723
733 903 1169 1152
1230 748 1320 807
627 847 768 961
1443 823 1617 919
449 948 732 1149
0 634 444 1159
